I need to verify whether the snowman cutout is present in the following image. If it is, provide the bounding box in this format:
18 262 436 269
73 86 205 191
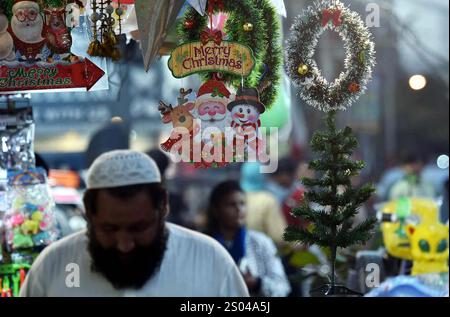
227 87 266 156
0 12 15 61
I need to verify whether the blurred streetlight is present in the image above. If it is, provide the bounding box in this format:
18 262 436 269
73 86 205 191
409 75 427 90
437 155 449 169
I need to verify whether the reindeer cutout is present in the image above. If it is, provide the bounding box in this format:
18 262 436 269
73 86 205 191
159 88 197 153
44 8 72 55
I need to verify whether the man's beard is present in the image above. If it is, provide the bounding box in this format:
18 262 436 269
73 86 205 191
87 223 169 290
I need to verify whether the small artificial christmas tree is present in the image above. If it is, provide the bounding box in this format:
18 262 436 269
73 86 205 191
284 110 377 296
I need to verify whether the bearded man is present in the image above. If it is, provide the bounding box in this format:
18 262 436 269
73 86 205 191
20 150 248 297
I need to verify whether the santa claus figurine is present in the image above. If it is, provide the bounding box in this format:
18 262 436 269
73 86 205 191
9 0 46 62
0 11 15 61
194 79 232 140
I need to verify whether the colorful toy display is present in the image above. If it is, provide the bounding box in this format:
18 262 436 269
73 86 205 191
3 168 58 252
0 263 30 297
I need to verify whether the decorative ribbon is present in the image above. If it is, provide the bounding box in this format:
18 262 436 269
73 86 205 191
200 28 223 45
321 8 342 27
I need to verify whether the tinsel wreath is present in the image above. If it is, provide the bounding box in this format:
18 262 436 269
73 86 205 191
285 0 376 111
179 0 282 109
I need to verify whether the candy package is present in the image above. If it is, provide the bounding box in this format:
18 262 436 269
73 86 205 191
3 168 58 252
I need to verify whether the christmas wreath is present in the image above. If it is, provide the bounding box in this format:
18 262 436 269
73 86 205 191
285 0 376 111
178 0 282 109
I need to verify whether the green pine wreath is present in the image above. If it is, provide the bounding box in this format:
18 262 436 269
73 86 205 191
178 0 282 109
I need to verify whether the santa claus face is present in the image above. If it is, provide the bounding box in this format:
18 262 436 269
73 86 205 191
197 100 227 122
231 104 260 125
12 6 44 43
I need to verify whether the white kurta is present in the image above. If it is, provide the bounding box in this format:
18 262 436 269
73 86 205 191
20 223 249 297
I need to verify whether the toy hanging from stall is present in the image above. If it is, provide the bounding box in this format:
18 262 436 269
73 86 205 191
0 0 105 93
159 0 282 168
87 0 125 61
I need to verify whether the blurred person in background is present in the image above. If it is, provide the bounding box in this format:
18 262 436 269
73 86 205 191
206 180 291 297
240 162 287 246
388 152 436 200
266 157 299 204
146 149 191 228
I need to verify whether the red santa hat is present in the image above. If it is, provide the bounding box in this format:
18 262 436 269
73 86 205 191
13 0 40 12
195 79 231 106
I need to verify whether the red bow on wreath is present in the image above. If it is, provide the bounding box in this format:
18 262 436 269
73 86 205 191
321 9 342 27
208 0 225 15
200 29 223 45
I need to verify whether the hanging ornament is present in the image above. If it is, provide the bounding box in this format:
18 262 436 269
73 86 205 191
297 64 309 76
348 82 360 93
243 22 254 32
178 0 283 109
88 0 100 56
87 0 122 61
285 0 376 111
184 19 195 30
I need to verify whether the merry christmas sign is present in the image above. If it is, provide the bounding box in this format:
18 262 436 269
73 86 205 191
0 0 104 93
168 40 255 78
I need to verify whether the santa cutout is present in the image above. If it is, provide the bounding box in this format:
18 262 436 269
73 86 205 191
227 87 266 156
8 0 47 62
0 11 15 61
194 79 232 143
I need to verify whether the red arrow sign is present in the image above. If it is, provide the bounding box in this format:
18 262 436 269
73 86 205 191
0 58 105 93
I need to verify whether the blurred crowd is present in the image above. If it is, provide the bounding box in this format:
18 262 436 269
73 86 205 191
39 147 448 297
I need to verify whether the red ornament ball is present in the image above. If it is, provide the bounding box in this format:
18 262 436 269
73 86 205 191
184 20 195 29
348 82 360 93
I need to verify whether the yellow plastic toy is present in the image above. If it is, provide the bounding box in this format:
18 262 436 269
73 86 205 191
20 220 39 235
381 198 440 260
406 222 449 275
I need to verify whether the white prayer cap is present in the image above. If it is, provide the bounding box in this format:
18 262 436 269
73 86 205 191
86 150 161 189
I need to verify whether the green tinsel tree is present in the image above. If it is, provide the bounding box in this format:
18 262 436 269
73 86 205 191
284 110 377 296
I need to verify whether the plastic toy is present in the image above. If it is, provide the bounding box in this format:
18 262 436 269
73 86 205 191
0 263 30 297
380 198 440 260
406 222 449 276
